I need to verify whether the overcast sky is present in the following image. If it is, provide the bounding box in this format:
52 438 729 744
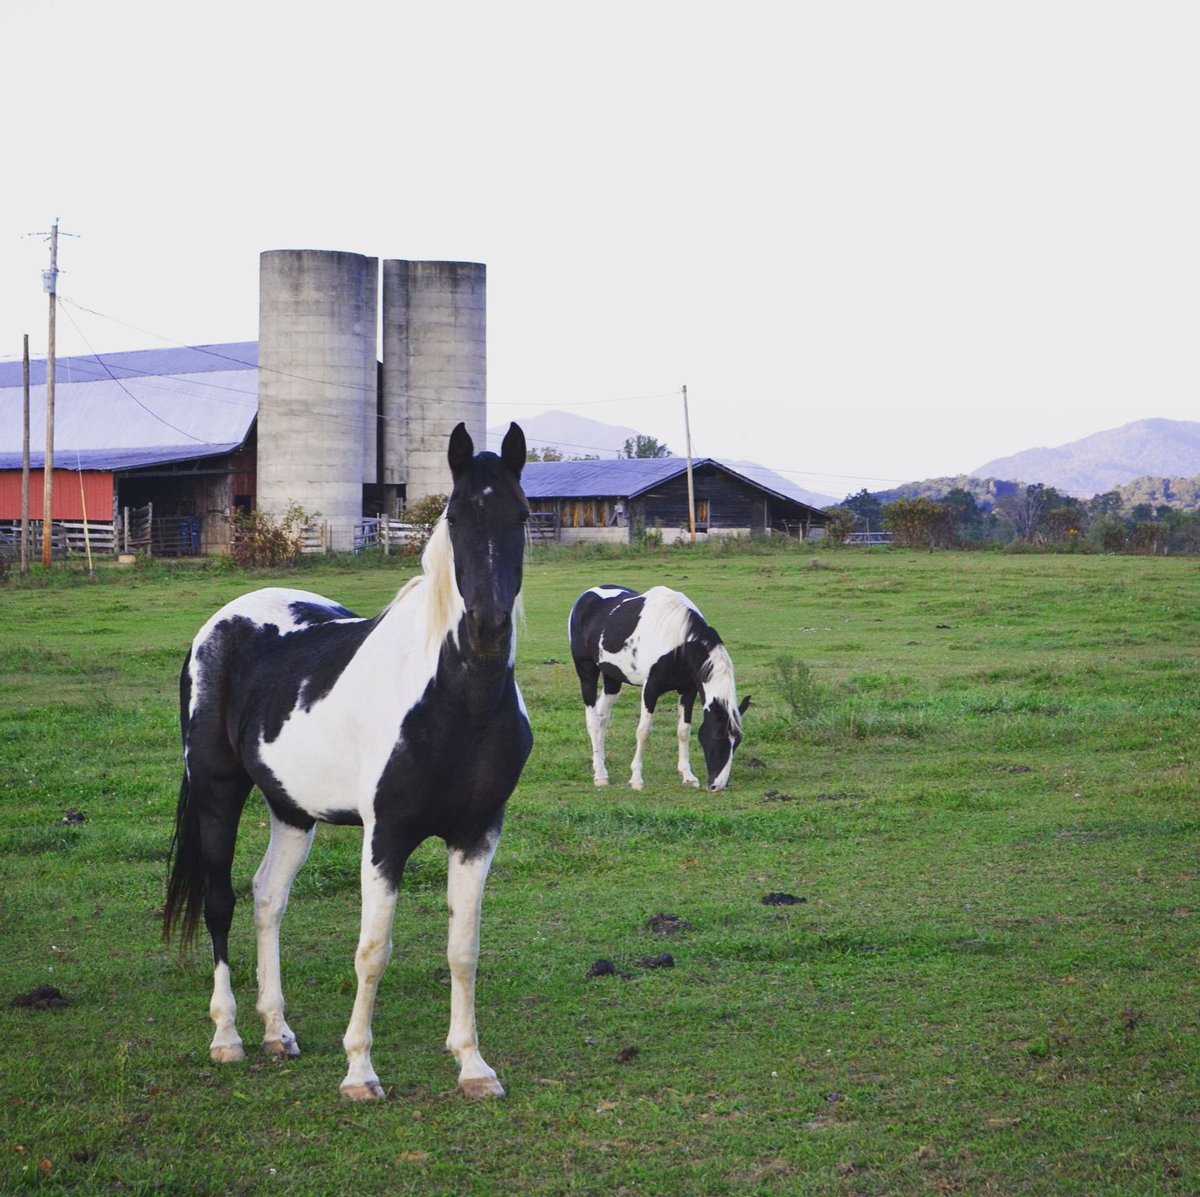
3 1 1197 498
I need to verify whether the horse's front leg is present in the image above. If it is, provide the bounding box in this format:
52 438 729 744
253 817 315 1058
446 830 504 1099
676 693 700 787
629 694 655 790
340 840 399 1101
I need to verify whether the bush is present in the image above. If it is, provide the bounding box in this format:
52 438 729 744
820 508 857 545
230 503 314 568
400 494 448 556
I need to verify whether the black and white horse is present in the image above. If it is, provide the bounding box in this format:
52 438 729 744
568 585 749 792
163 423 532 1102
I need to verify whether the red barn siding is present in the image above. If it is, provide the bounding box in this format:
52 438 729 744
0 470 114 521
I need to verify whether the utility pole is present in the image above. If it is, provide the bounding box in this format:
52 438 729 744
21 335 31 575
682 384 696 545
41 219 59 568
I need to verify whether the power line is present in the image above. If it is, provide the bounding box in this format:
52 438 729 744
491 390 681 409
21 295 908 493
57 301 216 445
57 296 377 395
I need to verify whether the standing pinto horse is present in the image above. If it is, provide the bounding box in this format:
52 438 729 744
569 585 749 792
163 423 531 1101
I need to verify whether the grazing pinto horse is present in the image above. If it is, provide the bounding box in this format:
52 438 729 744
163 423 532 1102
569 585 749 792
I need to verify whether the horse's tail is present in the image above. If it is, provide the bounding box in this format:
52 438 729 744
163 770 206 949
164 651 205 948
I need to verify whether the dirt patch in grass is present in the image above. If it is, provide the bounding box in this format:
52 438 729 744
12 986 68 1010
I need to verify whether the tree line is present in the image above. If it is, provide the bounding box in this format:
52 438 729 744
826 479 1200 553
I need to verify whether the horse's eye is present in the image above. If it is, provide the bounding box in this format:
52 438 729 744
519 510 530 524
446 514 458 527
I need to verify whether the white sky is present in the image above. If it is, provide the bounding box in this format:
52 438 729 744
3 0 1197 499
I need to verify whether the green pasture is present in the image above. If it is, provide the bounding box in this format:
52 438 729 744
1 544 1197 1195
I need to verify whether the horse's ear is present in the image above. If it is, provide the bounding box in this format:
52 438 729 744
448 423 474 478
500 423 526 478
738 695 752 716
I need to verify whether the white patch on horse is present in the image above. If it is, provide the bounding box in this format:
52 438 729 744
597 587 701 687
256 531 463 818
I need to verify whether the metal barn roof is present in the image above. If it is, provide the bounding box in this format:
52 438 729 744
522 457 690 498
521 457 827 512
0 343 258 471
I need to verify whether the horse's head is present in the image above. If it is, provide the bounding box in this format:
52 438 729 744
698 694 751 791
446 422 529 658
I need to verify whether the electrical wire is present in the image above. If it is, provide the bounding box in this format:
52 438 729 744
21 296 899 494
57 302 219 445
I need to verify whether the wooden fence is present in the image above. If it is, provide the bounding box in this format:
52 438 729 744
353 518 416 554
0 519 115 560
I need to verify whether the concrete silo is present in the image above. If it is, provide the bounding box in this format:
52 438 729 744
257 250 378 551
381 260 486 504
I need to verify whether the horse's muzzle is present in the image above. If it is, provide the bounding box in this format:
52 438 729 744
466 608 513 657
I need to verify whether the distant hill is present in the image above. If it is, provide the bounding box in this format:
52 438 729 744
487 410 639 458
1115 474 1200 512
971 419 1200 498
869 476 1020 512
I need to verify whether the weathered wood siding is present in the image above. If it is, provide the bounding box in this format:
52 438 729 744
635 468 767 533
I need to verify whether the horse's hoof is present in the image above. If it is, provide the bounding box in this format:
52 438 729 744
459 1076 506 1100
594 777 609 788
340 1081 386 1102
628 780 644 791
681 777 700 788
263 1038 300 1059
210 1044 245 1064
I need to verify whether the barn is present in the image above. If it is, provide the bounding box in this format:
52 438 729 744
521 457 829 544
0 343 258 556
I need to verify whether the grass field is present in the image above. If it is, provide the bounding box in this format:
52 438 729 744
1 543 1198 1196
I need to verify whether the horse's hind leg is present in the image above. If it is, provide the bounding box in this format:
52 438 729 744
582 671 621 788
195 772 254 1063
445 829 504 1099
253 815 316 1058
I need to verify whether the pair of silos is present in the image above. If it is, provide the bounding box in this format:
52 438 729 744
256 250 486 551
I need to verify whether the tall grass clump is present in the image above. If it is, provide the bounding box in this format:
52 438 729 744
770 652 823 723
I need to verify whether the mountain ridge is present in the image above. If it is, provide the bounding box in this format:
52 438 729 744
970 418 1200 497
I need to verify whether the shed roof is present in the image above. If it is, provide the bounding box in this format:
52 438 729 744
0 343 258 471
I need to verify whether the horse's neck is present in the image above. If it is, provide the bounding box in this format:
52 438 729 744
419 619 518 729
689 640 736 707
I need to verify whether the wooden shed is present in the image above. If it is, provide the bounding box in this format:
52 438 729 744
521 458 829 544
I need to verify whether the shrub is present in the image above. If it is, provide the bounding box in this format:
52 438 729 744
632 516 664 548
230 503 314 568
400 494 448 556
820 508 857 545
770 653 823 723
884 497 956 548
